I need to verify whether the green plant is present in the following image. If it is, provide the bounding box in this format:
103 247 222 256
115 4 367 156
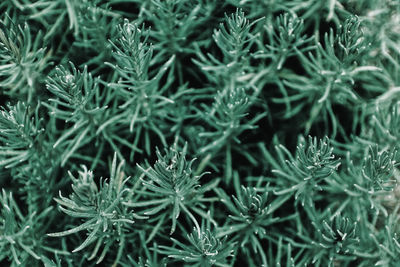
130 142 216 236
0 189 56 266
1 1 400 266
158 222 236 267
0 18 49 102
216 178 294 266
48 154 143 264
261 136 340 207
44 62 120 166
294 209 361 266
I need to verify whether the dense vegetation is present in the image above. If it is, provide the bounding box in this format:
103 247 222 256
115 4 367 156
1 0 400 266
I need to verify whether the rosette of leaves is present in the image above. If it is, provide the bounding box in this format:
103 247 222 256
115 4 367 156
130 142 217 238
297 211 360 266
262 136 340 207
216 176 294 267
0 17 49 102
48 154 142 264
158 223 236 267
44 62 133 166
196 87 266 181
316 215 360 260
0 102 45 170
362 146 397 192
193 9 262 90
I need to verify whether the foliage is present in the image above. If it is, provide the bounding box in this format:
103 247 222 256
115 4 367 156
43 62 121 167
0 189 55 266
0 17 50 102
261 136 340 207
1 1 400 266
158 222 236 267
131 142 215 236
47 154 142 264
216 177 294 266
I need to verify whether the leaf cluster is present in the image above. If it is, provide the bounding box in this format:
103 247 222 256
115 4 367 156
1 1 400 266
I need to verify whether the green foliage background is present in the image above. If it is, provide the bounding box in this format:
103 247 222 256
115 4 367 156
1 0 400 266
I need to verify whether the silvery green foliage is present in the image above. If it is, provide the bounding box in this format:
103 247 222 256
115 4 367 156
1 1 400 266
132 143 215 236
266 136 340 207
48 154 142 264
0 19 49 102
158 224 236 267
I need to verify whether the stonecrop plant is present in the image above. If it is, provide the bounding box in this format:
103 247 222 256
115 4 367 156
1 0 400 266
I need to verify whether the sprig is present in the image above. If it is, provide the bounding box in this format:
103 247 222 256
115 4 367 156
130 142 215 236
44 62 134 166
255 13 314 70
0 101 59 210
216 173 294 266
0 102 44 169
262 136 340 207
48 154 142 264
193 9 262 89
277 16 380 136
0 17 49 102
158 223 236 267
105 19 189 156
297 210 360 266
196 87 266 181
0 189 53 265
324 144 398 218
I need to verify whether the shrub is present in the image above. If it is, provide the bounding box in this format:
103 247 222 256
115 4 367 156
1 1 400 266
